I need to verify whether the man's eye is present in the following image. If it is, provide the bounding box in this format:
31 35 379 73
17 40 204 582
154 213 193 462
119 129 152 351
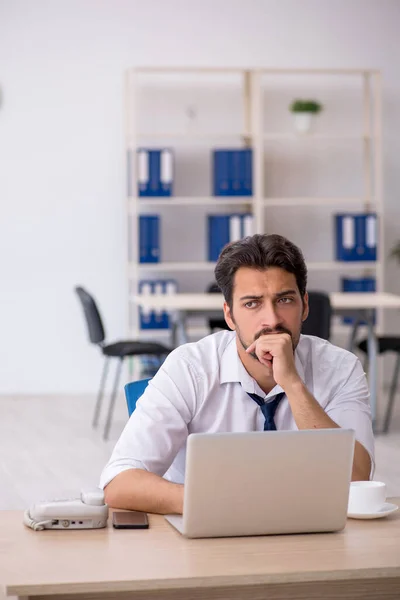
244 301 259 308
278 297 293 304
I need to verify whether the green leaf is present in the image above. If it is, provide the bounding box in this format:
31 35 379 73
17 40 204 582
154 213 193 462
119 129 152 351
289 99 323 113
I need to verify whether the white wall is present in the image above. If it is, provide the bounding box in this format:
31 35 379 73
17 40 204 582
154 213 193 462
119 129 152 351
0 0 400 394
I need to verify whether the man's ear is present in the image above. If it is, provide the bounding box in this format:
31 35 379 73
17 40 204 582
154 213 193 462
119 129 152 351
223 302 235 330
301 292 309 322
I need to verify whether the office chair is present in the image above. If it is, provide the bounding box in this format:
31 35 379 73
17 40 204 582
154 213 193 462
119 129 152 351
301 291 332 340
75 286 170 440
357 336 400 433
206 282 230 332
124 378 151 417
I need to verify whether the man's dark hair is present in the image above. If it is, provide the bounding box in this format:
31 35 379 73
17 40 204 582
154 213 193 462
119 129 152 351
214 233 308 309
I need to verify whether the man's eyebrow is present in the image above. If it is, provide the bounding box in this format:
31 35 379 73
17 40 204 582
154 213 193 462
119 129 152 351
239 294 264 301
275 289 297 298
239 290 298 302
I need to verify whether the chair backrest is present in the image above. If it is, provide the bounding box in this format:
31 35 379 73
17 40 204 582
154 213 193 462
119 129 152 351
302 291 332 341
206 281 231 332
75 286 106 345
125 378 151 416
207 281 221 294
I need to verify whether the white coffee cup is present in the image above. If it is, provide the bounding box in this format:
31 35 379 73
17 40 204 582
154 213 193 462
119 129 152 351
348 481 386 514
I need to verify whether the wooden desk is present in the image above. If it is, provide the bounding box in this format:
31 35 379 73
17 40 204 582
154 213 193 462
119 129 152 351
1 503 400 600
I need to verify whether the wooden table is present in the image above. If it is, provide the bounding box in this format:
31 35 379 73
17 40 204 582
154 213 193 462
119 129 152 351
1 502 400 600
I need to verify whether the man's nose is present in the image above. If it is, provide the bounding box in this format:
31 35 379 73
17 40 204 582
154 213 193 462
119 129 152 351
260 303 282 330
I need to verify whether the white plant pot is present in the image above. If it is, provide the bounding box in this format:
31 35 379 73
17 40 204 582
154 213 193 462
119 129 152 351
293 112 314 134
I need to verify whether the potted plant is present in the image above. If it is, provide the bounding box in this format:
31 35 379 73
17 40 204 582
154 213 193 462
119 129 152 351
289 99 323 134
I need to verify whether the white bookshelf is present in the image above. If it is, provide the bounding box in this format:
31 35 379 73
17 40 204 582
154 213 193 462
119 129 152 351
133 132 250 140
130 197 250 208
125 67 383 340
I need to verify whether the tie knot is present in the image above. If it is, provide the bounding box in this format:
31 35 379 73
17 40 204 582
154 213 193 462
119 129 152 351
247 392 284 431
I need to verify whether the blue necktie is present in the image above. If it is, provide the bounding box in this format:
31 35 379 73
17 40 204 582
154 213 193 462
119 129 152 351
247 391 285 431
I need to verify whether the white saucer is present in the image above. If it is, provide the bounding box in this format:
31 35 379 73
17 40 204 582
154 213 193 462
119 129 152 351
347 502 399 520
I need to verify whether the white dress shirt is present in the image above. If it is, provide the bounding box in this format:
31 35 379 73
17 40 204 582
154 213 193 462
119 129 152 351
100 331 374 488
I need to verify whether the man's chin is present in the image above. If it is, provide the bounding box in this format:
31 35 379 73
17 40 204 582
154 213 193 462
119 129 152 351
249 352 273 371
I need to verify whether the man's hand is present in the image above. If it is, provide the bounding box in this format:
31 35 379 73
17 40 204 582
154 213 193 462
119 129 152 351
246 333 300 389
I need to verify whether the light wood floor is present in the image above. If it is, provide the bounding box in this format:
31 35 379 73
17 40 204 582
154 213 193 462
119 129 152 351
1 393 400 510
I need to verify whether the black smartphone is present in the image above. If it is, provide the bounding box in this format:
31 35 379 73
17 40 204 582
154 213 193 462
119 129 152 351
112 511 149 529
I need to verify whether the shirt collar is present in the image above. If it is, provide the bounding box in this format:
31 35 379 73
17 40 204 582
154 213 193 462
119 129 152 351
220 333 306 399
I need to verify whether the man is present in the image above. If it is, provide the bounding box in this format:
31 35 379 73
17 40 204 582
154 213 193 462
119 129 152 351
100 234 374 514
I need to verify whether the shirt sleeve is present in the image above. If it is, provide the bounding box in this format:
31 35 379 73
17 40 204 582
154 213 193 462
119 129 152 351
325 355 375 477
99 350 199 489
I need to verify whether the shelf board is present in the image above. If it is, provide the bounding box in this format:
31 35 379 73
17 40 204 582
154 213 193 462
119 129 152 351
135 262 216 272
259 68 378 75
130 197 253 207
130 132 251 142
131 261 378 272
129 196 374 208
263 133 372 141
131 67 378 75
129 133 374 143
263 197 367 207
127 197 377 208
307 261 378 271
132 67 250 74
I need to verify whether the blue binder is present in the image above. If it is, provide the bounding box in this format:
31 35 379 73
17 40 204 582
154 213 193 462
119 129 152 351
138 280 154 329
149 151 160 195
139 215 160 263
152 281 168 329
139 279 178 330
242 148 253 196
213 149 253 196
159 149 174 196
208 215 230 261
241 213 254 237
362 214 378 261
162 279 178 329
231 150 242 196
208 214 254 261
232 149 253 196
213 151 231 196
139 216 148 263
137 149 149 197
137 149 173 197
335 213 377 261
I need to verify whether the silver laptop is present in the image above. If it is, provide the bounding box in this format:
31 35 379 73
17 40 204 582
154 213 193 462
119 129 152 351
165 429 355 538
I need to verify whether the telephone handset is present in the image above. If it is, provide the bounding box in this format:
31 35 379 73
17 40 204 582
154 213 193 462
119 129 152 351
23 487 109 530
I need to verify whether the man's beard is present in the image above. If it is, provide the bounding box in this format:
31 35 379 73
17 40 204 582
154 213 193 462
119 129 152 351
237 325 296 362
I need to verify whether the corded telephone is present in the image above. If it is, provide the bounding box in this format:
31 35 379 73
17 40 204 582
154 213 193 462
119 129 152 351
23 487 109 530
